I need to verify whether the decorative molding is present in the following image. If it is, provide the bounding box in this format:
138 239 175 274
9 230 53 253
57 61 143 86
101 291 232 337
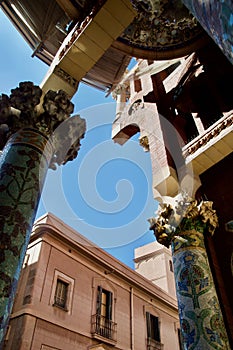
58 0 107 61
139 135 149 151
134 247 170 264
183 112 233 157
117 0 204 58
50 270 75 315
54 66 79 89
148 194 218 248
0 82 86 169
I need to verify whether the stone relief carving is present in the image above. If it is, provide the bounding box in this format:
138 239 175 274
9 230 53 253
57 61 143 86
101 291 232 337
58 0 106 60
183 113 233 157
148 193 218 247
0 82 86 169
54 67 79 89
111 81 130 101
118 0 203 55
139 135 149 151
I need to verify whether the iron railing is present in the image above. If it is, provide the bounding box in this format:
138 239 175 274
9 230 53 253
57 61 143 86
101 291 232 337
147 337 164 350
91 314 117 342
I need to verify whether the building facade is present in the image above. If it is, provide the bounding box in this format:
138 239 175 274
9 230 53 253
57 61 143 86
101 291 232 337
1 0 233 348
112 40 233 347
134 242 176 299
4 213 180 350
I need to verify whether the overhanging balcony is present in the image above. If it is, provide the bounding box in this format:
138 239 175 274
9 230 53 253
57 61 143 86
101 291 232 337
147 337 164 350
91 314 117 345
183 111 233 176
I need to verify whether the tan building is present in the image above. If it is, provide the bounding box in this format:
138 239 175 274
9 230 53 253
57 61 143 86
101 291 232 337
4 213 180 350
134 242 176 299
0 1 232 348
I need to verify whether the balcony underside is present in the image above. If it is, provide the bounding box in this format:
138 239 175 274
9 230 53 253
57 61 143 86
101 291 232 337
183 112 233 176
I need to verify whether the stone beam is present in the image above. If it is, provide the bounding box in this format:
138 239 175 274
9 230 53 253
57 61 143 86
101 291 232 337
112 100 182 201
40 0 136 97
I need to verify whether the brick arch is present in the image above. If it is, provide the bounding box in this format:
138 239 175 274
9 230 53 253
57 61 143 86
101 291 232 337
112 123 140 146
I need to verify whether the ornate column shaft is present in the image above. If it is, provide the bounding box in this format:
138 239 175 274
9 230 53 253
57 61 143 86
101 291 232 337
181 0 233 65
0 129 53 345
149 196 230 349
0 83 86 348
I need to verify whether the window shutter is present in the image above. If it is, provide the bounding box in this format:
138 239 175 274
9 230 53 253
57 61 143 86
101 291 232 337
146 312 151 338
54 279 68 308
107 291 112 320
146 312 160 342
154 316 160 342
96 286 102 315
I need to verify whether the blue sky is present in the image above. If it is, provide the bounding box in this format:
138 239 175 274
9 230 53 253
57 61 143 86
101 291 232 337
0 10 157 268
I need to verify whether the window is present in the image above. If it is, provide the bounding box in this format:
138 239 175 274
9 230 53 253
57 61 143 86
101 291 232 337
146 312 160 342
54 279 69 309
134 78 142 92
96 287 112 338
97 286 112 321
169 260 174 272
178 328 183 350
91 286 117 342
50 270 74 313
146 312 163 350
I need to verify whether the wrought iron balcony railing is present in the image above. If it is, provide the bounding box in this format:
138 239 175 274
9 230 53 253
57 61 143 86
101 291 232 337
147 337 164 350
91 314 117 342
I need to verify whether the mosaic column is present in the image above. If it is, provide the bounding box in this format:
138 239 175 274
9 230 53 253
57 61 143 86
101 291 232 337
0 82 86 348
149 196 230 349
181 0 233 65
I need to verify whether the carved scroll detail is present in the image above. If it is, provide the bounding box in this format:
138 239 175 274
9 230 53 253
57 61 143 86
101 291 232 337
148 193 218 247
0 82 86 169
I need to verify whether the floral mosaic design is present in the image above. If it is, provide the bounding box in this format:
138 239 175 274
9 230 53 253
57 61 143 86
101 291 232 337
0 129 50 346
0 82 86 346
182 0 233 65
173 243 230 349
149 194 230 349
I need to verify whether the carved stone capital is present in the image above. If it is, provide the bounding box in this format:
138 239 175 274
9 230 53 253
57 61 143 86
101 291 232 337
139 135 149 151
0 82 86 169
112 81 130 101
148 194 218 247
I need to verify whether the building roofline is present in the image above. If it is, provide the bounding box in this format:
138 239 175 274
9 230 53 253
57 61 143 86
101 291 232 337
32 212 178 310
134 247 172 263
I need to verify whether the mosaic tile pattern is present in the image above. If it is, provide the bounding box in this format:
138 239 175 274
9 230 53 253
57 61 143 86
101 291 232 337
172 230 230 349
0 83 86 347
182 0 233 64
117 0 205 59
0 129 53 348
149 198 231 348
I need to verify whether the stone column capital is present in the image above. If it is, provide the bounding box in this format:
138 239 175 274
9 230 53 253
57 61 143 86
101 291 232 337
148 193 218 247
112 81 130 101
0 82 86 169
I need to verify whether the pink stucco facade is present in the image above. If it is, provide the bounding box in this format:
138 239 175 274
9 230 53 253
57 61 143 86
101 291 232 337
4 213 180 350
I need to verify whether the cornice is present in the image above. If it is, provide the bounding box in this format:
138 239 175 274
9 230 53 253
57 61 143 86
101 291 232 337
31 213 178 310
